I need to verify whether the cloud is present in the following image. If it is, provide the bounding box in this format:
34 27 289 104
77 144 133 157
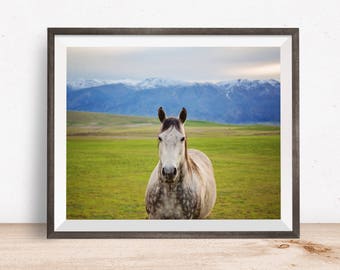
67 47 280 81
221 62 280 80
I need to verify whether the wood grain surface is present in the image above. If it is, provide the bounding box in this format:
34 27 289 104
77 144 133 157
1 224 339 269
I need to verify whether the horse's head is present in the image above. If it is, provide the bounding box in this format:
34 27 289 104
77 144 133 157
157 107 187 184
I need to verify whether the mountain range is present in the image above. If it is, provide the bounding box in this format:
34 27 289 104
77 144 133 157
67 78 280 124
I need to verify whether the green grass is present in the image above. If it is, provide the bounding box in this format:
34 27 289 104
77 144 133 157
67 111 280 219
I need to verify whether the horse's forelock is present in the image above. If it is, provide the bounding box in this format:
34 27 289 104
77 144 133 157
160 117 183 133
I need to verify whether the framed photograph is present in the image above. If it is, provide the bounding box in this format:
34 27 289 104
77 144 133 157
47 28 299 238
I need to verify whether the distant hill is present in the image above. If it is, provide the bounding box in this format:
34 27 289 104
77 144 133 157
67 111 225 128
67 78 280 124
67 111 279 138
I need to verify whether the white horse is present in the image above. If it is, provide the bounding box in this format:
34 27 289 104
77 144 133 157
145 107 216 219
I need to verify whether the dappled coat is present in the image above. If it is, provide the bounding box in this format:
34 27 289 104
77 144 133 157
145 107 216 219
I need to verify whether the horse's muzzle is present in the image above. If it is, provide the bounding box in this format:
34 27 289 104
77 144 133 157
162 166 177 182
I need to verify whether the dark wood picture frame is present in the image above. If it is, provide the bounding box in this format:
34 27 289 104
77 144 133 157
47 28 299 238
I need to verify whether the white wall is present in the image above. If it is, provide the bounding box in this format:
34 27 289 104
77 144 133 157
0 0 339 223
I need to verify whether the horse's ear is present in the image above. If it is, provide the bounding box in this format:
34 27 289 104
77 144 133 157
179 107 187 124
158 107 166 123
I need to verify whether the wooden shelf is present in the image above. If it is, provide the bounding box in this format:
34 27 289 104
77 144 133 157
0 224 339 269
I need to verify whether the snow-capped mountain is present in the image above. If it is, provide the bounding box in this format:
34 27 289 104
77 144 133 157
67 78 280 124
68 77 192 90
67 79 139 90
217 78 280 89
134 77 192 89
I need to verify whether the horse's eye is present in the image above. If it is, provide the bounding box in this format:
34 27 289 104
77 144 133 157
181 137 185 142
158 136 162 142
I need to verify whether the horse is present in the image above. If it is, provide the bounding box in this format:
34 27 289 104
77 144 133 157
145 107 216 219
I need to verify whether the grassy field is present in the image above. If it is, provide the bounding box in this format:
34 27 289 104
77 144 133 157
67 111 280 219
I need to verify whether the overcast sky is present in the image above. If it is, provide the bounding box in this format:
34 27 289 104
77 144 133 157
67 47 280 82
